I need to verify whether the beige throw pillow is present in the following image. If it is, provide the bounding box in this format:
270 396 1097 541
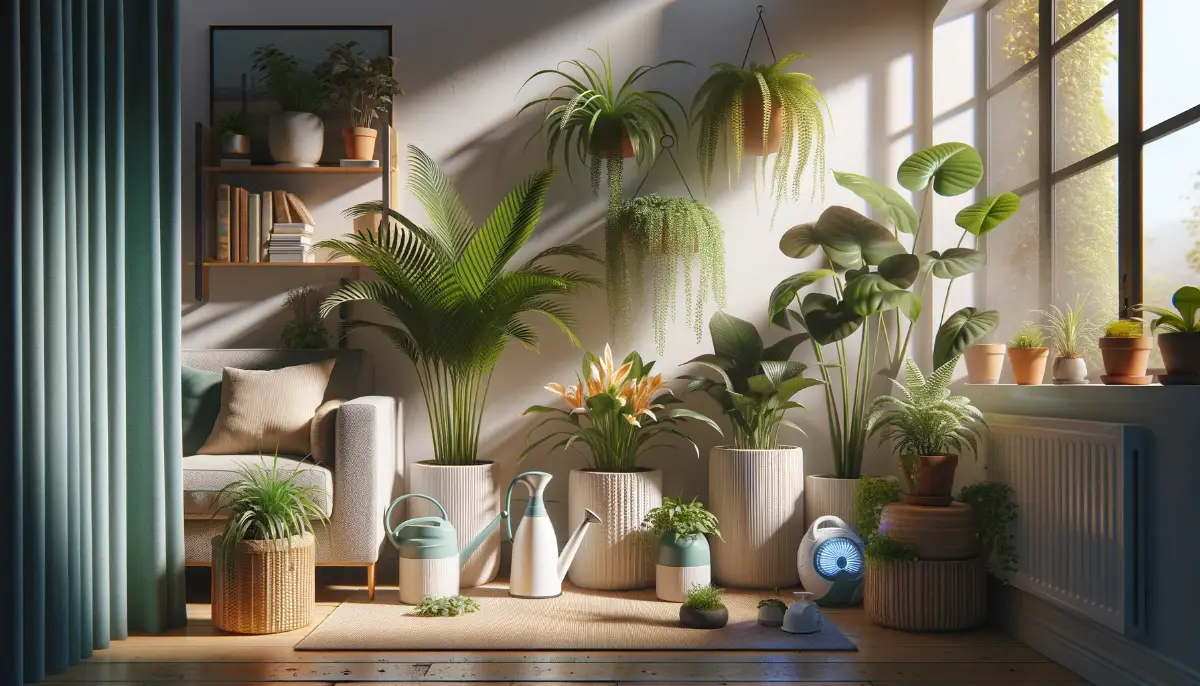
198 359 336 457
310 398 346 466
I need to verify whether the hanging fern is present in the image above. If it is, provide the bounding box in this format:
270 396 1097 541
610 194 727 353
691 53 829 223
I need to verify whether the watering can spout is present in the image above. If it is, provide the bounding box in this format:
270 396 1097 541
557 508 601 582
459 509 508 567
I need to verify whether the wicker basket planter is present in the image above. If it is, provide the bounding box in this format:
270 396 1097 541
568 468 662 590
880 502 980 561
211 533 315 634
864 558 986 632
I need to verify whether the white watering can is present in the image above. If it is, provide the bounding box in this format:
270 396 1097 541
507 471 601 598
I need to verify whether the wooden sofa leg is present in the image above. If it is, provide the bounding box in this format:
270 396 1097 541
366 562 376 601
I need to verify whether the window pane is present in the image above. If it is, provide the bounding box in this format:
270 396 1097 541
989 0 1038 88
987 70 1039 193
987 191 1041 351
1144 0 1200 129
1056 0 1111 39
1053 15 1118 170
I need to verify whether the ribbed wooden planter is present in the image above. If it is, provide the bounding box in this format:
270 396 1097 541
708 446 804 588
864 558 987 631
408 461 501 588
212 533 315 635
568 469 662 590
805 475 859 533
880 502 980 560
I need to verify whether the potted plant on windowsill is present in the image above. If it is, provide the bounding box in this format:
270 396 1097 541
1006 323 1048 385
642 497 721 602
680 311 823 587
211 456 329 635
252 45 327 167
964 337 1006 384
867 356 984 507
317 147 598 587
1098 319 1152 384
215 110 250 157
317 41 403 161
1137 285 1200 383
523 345 721 591
1037 298 1099 385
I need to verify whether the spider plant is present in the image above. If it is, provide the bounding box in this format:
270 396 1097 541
1036 297 1099 359
691 53 829 221
213 455 330 559
867 356 984 459
316 146 600 466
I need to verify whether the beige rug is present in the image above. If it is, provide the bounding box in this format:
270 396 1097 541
296 582 856 651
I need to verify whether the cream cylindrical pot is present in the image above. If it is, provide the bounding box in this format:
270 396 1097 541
267 111 324 166
805 474 860 533
567 469 661 590
407 461 501 587
708 446 804 588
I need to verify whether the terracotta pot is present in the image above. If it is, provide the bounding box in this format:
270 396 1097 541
964 344 1005 384
901 455 958 507
1007 347 1048 385
1158 332 1200 379
1099 336 1151 382
1052 356 1088 385
588 126 636 159
342 126 378 161
741 91 782 156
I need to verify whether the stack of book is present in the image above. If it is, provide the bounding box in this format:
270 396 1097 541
215 186 316 263
268 223 315 263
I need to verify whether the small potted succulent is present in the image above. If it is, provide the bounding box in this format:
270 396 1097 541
757 597 787 627
1037 299 1099 385
317 41 403 161
642 497 722 603
215 111 250 157
1006 323 1048 385
1137 285 1200 383
1098 319 1151 385
679 584 729 629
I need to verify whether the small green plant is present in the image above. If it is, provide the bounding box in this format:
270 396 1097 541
251 44 326 113
213 455 329 559
864 532 916 567
642 496 722 541
317 41 403 128
281 285 329 350
756 597 787 611
867 357 984 459
1104 319 1144 338
215 111 248 136
1036 297 1099 359
957 482 1019 582
1136 285 1200 334
852 475 903 535
1008 323 1046 349
683 584 726 611
413 595 480 617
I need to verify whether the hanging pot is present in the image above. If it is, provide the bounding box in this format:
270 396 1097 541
901 454 958 507
1007 347 1048 385
741 89 782 156
1052 356 1088 385
268 111 324 167
964 343 1005 384
342 126 378 161
1158 332 1200 383
588 125 636 159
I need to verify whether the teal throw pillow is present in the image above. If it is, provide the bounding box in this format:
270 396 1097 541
181 366 222 455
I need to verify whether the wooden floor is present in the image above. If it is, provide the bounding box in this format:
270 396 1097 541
47 582 1090 685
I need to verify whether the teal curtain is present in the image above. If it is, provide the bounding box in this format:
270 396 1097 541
2 1 186 683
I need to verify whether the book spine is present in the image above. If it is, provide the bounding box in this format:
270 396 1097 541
239 188 249 263
216 184 230 262
248 193 261 263
230 186 240 262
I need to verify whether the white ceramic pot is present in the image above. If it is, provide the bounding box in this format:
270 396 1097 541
1053 356 1089 384
708 446 804 588
407 461 501 587
398 556 459 605
268 111 324 167
567 469 661 590
804 474 860 533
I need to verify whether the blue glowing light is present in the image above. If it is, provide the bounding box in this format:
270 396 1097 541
814 537 863 579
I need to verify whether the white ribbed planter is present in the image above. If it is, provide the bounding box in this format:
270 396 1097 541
267 111 324 166
407 461 500 587
656 564 711 603
708 446 804 588
805 475 860 533
567 469 661 590
397 556 459 605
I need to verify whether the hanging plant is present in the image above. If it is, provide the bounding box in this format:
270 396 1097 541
610 193 727 353
691 52 829 221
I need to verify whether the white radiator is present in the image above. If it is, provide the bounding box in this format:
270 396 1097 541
984 414 1146 636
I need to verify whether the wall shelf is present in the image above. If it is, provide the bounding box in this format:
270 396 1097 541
190 261 364 268
203 165 382 175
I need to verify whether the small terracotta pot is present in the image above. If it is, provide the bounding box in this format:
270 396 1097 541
1052 356 1088 384
1007 347 1048 385
342 126 378 161
900 454 958 507
1099 336 1151 381
965 344 1005 384
588 127 636 159
1158 332 1200 379
741 92 782 156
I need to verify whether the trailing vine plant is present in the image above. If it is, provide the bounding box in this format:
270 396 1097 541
956 481 1019 581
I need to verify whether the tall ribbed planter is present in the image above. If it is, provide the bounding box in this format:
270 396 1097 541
568 469 662 590
408 461 501 587
805 475 859 533
708 446 804 588
865 558 987 631
211 533 315 635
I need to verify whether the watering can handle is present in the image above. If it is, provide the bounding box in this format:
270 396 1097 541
812 515 849 531
383 493 449 539
505 470 549 541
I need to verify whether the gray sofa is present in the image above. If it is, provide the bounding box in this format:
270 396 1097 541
181 349 400 599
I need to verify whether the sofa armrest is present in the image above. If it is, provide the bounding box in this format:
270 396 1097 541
331 395 401 563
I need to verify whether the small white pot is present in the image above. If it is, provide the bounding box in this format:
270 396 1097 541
804 474 860 533
1053 356 1089 385
398 555 459 606
567 469 662 590
407 461 501 588
268 111 324 166
708 446 804 588
655 564 710 603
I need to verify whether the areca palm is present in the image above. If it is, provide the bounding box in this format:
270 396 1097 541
317 146 600 465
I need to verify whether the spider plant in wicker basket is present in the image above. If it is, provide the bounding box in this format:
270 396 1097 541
691 53 829 221
213 455 330 559
609 194 727 353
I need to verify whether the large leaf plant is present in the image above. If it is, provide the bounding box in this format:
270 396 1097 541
317 146 600 466
769 142 1014 478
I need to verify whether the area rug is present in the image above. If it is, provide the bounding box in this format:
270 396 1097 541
296 582 856 651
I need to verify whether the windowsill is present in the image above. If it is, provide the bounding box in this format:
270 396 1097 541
962 381 1200 424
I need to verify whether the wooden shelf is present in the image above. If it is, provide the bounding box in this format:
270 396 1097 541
190 261 364 268
204 165 381 175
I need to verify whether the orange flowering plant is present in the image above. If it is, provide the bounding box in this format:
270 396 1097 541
521 345 722 472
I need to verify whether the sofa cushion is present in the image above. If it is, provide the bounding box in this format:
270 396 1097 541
198 359 335 457
181 454 333 520
310 398 345 467
181 366 223 455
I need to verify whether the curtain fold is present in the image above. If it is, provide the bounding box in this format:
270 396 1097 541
4 1 185 683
